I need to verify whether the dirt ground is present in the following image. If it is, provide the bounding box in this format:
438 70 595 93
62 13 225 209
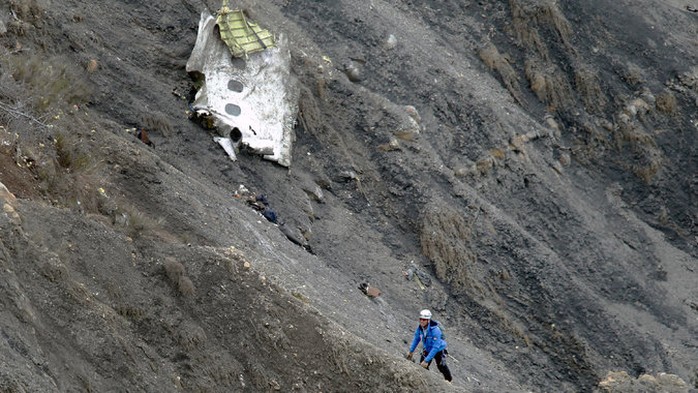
0 0 696 392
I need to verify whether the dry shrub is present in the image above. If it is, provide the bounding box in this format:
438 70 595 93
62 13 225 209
509 0 548 58
489 147 507 160
178 276 195 296
40 257 69 283
478 43 523 103
164 258 195 296
176 323 207 350
598 371 689 392
570 122 608 164
655 90 677 114
115 304 145 320
475 156 495 176
316 75 327 99
6 0 44 35
54 132 90 171
631 153 663 184
164 258 185 282
119 204 164 238
619 129 655 148
614 123 663 183
509 0 573 58
394 130 416 141
0 98 104 211
86 59 99 73
419 200 480 295
140 112 173 137
524 58 574 112
574 64 606 113
614 122 657 149
622 62 645 86
9 0 44 22
30 130 106 213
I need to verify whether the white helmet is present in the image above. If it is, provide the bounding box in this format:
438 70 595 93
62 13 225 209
419 309 432 320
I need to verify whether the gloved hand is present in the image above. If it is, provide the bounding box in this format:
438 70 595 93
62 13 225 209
420 361 429 369
405 352 413 361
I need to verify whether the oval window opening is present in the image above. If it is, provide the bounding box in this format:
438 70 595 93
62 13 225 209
225 104 241 116
228 80 243 92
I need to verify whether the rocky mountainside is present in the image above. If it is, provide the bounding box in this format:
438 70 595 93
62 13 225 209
0 0 696 392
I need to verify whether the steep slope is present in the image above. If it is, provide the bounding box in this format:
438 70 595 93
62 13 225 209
0 0 696 392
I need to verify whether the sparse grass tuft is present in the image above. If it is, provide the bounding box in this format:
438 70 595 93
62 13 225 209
524 58 574 112
509 0 573 58
631 154 663 184
115 304 145 321
419 201 481 295
479 43 523 103
489 147 507 160
176 323 207 350
475 156 495 176
655 90 677 114
163 258 195 297
177 276 195 296
613 121 663 184
119 205 165 239
54 132 91 171
524 59 574 112
0 46 103 214
6 0 44 35
291 291 310 303
9 0 44 22
164 258 185 282
86 59 99 73
574 64 606 113
25 129 106 214
40 257 69 283
140 112 173 137
509 0 548 58
7 54 92 112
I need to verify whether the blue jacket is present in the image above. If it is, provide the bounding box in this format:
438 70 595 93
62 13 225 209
409 320 447 362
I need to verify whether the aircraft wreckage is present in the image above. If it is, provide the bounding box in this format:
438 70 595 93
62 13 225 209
186 1 298 167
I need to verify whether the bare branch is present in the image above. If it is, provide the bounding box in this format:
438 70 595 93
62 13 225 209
0 101 50 128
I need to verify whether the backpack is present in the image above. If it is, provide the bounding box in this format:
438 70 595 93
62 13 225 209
435 320 446 341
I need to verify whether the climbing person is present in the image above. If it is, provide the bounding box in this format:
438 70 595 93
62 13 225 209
405 309 453 382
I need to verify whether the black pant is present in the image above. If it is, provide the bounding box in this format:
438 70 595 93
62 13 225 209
421 350 452 381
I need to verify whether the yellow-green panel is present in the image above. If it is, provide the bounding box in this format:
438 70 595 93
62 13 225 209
215 5 275 57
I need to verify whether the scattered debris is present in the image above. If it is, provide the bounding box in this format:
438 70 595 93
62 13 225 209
343 60 363 82
336 170 358 182
385 34 398 50
358 282 382 298
247 194 278 224
278 221 312 253
136 128 155 148
404 262 432 287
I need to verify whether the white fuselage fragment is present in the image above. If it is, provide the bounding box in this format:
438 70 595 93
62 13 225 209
186 10 297 167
